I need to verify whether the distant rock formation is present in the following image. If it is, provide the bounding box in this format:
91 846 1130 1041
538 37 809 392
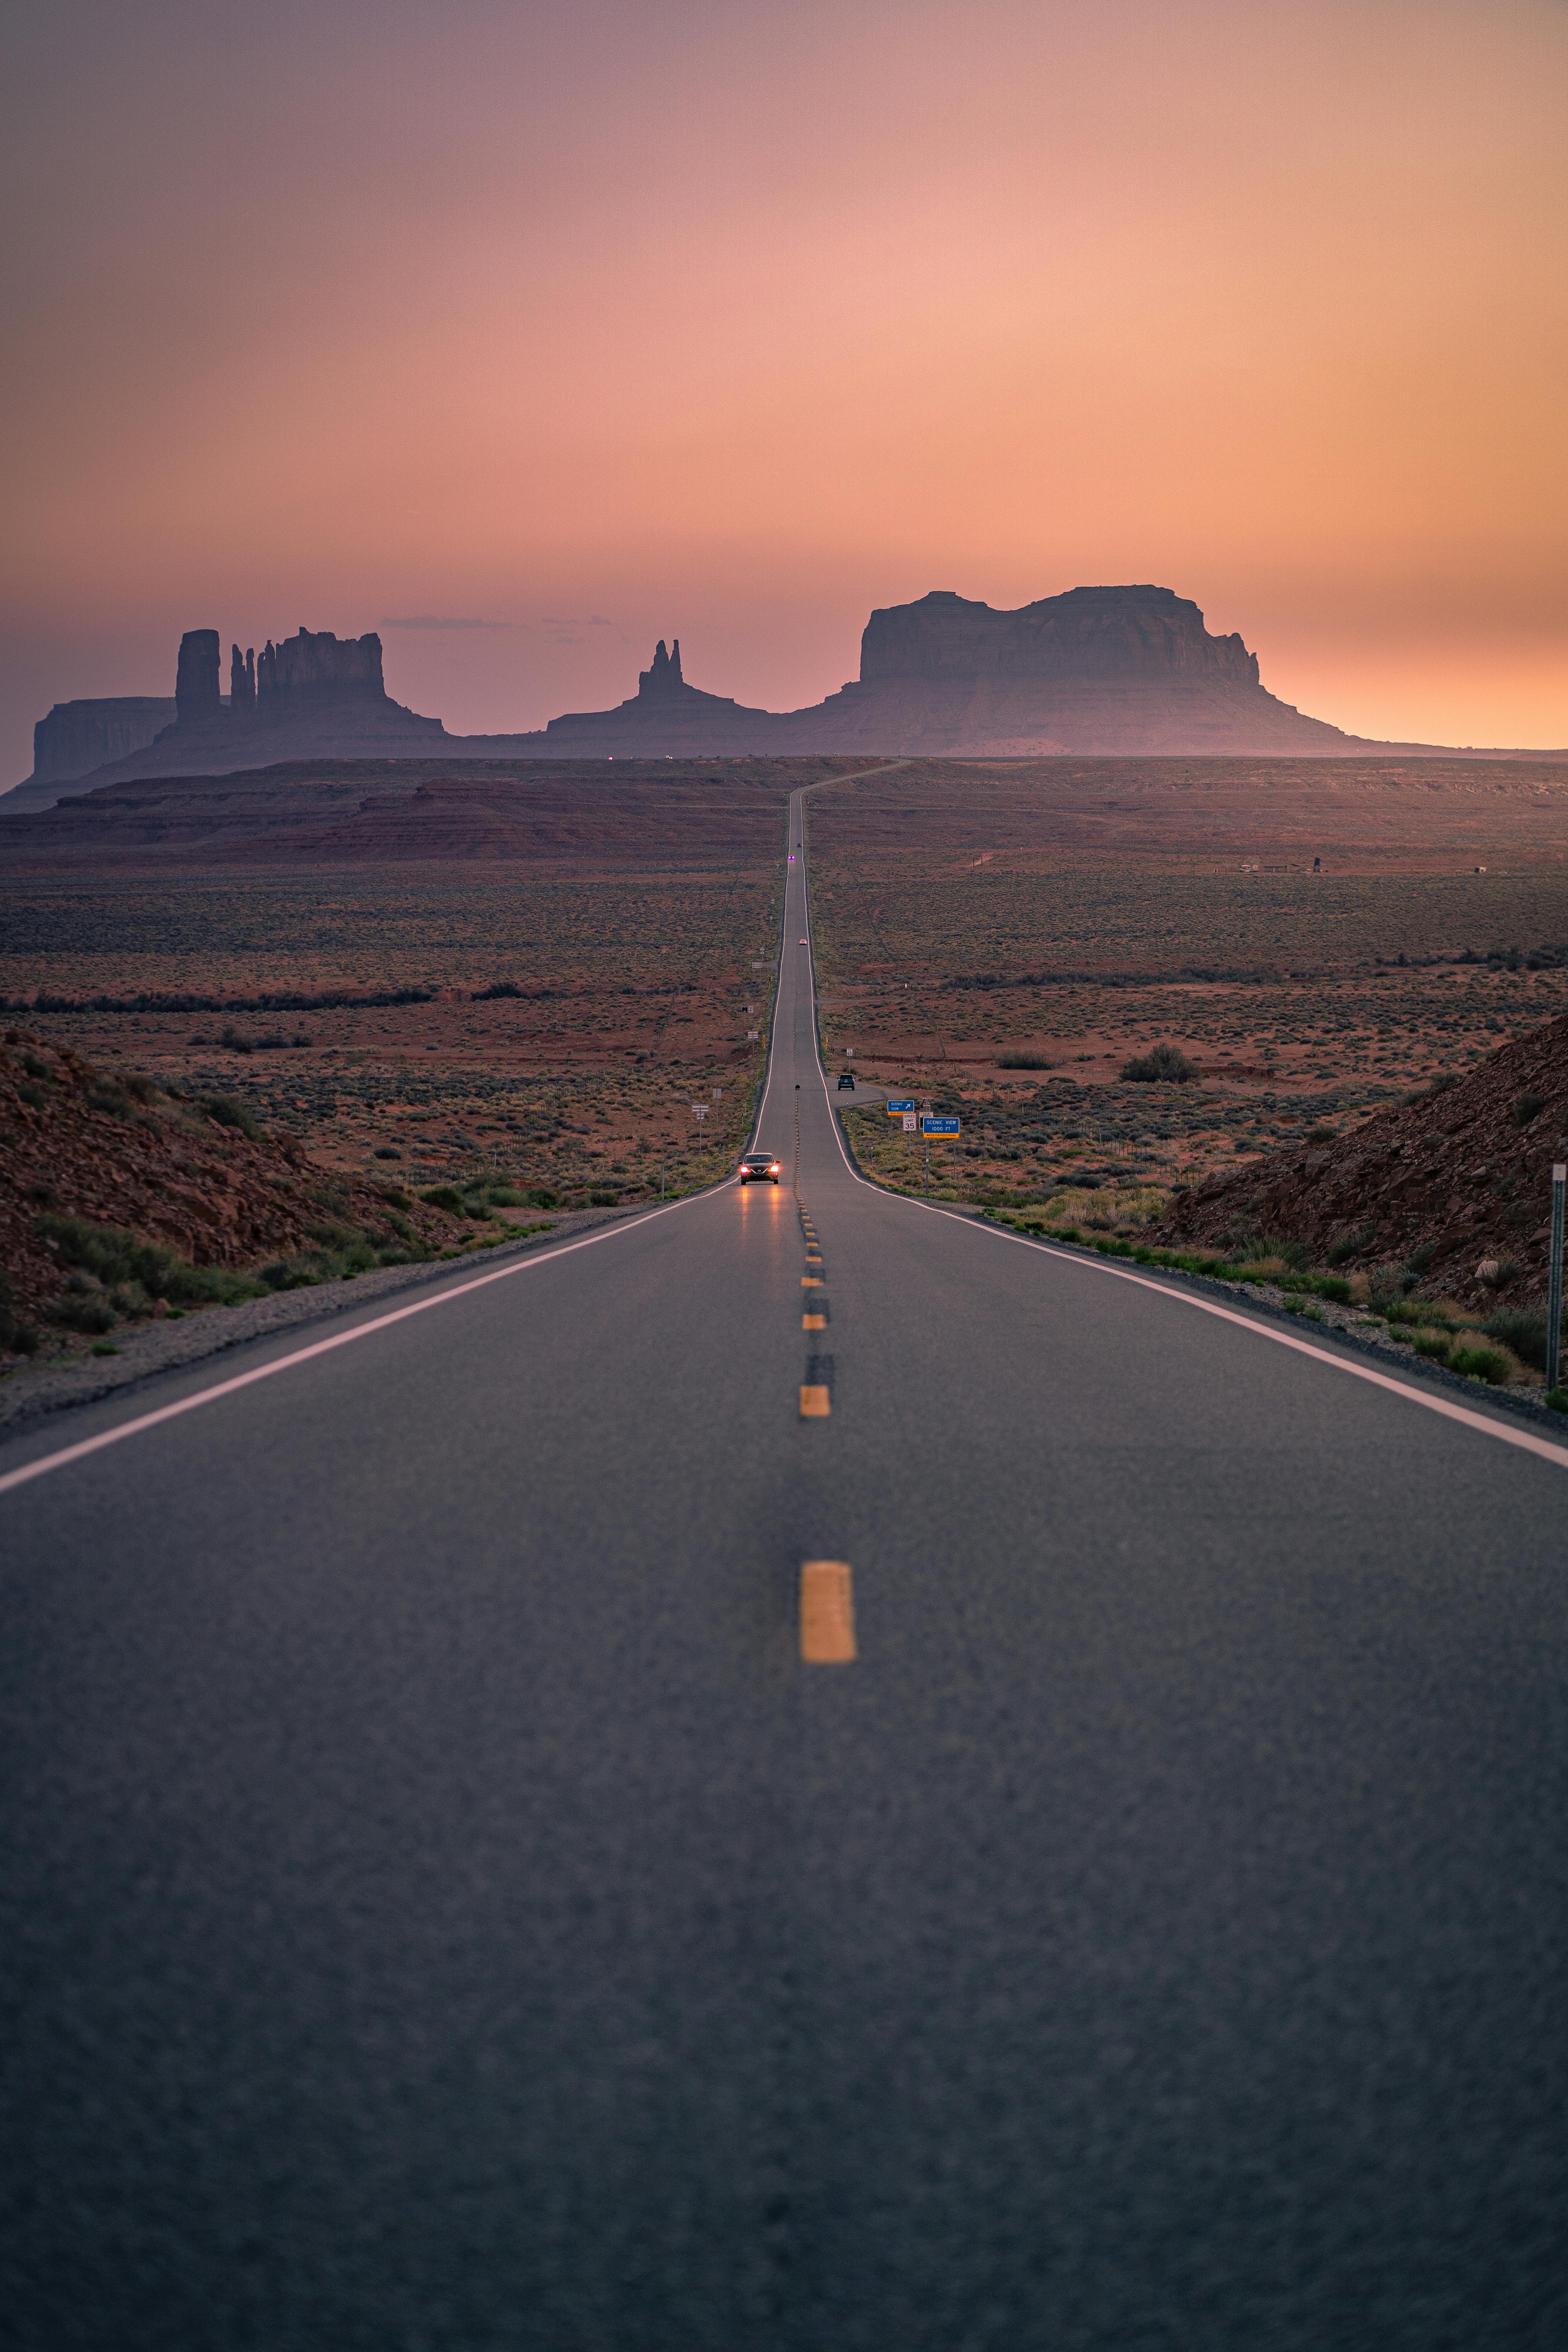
256 626 389 707
175 629 222 720
10 625 448 801
639 638 685 695
11 586 1552 807
21 699 177 805
779 586 1357 755
517 637 783 756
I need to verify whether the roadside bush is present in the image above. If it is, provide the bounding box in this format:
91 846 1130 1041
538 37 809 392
46 1277 118 1334
1478 1256 1520 1290
996 1053 1054 1070
1482 1307 1552 1371
1448 1344 1511 1385
374 1146 403 1160
1513 1092 1548 1127
525 1186 559 1210
1327 1222 1379 1266
420 1185 466 1213
36 1212 254 1308
201 1093 261 1140
1120 1042 1196 1084
1412 1330 1453 1362
0 1272 40 1356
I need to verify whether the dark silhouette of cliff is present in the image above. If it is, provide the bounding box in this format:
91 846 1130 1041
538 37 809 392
15 698 178 807
11 627 448 802
778 586 1360 754
463 592 1414 759
501 635 784 756
12 588 1563 806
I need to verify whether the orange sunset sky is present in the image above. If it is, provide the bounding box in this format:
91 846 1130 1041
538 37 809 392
3 0 1565 779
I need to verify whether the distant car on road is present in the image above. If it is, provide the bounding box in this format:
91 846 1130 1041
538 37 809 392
799 937 807 944
837 1073 855 1089
738 1152 782 1184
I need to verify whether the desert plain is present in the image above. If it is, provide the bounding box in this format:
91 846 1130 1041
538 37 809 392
4 749 1567 1377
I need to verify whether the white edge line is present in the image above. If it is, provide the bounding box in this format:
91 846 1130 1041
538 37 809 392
0 1190 717 1500
793 790 1568 1479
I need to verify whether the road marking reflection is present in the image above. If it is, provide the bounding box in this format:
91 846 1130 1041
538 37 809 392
800 1560 856 1661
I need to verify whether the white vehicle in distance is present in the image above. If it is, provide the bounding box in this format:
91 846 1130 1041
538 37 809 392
738 1152 782 1185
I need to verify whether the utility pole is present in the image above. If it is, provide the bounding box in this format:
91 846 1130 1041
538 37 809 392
1549 1162 1565 1393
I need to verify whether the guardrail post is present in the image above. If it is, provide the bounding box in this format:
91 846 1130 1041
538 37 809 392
1548 1161 1566 1394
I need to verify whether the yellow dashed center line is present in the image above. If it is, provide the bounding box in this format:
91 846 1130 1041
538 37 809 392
800 1560 856 1661
802 1312 826 1330
802 1275 824 1287
799 1384 831 1417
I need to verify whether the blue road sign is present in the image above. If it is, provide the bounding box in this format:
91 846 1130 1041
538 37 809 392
886 1097 915 1118
922 1114 960 1135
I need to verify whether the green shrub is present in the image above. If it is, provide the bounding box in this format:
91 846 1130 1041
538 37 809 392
1412 1330 1452 1361
1449 1344 1511 1385
1546 1388 1568 1415
1311 1274 1353 1303
201 1093 261 1140
1327 1222 1378 1266
47 1285 118 1334
996 1053 1054 1069
18 1082 47 1111
525 1186 560 1210
36 1212 254 1308
1514 1093 1548 1127
1482 1307 1553 1371
588 1188 620 1207
420 1185 466 1213
0 1271 41 1356
1120 1042 1196 1084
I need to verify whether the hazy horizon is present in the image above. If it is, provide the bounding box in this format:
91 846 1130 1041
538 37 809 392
4 0 1565 780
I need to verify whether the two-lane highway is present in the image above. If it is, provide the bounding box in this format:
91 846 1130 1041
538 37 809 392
4 787 1566 2347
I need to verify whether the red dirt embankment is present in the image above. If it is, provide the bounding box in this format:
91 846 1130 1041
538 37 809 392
1 1029 462 1332
1156 1017 1568 1308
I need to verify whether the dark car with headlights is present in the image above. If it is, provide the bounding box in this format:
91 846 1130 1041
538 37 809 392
738 1152 782 1184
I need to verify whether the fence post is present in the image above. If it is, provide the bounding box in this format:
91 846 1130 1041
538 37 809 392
1548 1162 1566 1394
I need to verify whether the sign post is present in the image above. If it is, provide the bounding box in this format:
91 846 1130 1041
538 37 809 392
1549 1162 1566 1394
920 1112 959 1196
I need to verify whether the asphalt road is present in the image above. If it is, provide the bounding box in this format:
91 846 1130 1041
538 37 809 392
4 788 1567 2348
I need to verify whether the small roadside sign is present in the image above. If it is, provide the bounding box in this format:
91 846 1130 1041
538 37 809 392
886 1097 915 1118
922 1114 960 1136
902 1114 917 1132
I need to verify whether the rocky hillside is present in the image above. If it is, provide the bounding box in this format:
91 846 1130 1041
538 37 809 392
0 1030 468 1350
1156 1016 1568 1310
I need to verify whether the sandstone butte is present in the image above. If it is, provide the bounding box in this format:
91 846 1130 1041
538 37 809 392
1155 1013 1568 1316
14 586 1565 807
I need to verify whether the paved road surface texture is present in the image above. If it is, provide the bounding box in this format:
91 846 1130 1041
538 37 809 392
4 788 1566 2348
